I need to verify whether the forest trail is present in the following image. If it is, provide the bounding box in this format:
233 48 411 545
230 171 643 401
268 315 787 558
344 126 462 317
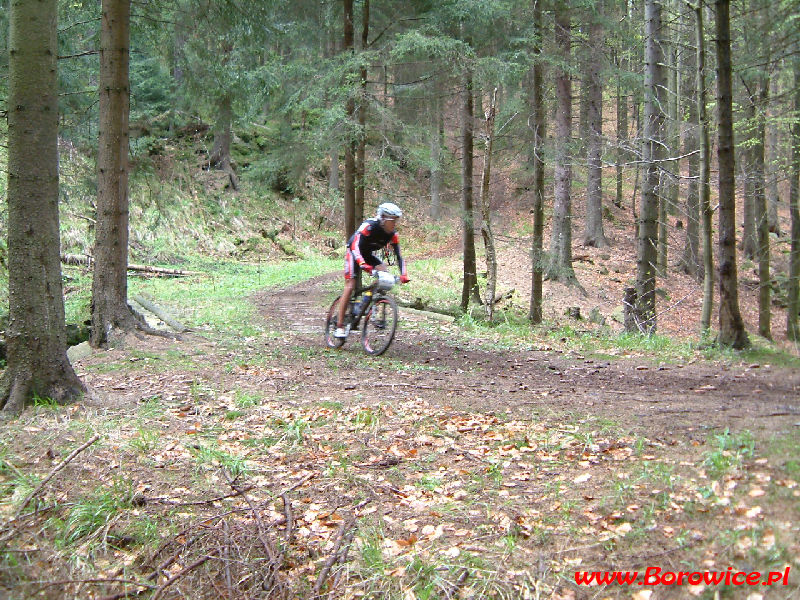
7 275 800 599
255 273 800 441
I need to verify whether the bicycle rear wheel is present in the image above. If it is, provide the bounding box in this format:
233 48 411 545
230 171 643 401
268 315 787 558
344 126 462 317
361 296 398 355
324 296 350 348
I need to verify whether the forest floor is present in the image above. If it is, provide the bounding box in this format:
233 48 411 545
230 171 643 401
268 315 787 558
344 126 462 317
2 271 799 600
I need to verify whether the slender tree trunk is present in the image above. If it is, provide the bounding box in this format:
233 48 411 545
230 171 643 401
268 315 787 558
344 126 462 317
693 1 714 331
741 127 758 259
787 61 800 341
636 0 666 334
715 0 749 349
461 67 478 311
681 25 701 279
748 79 771 339
584 16 607 248
92 0 145 348
1 0 86 412
208 94 239 190
659 26 681 275
546 3 577 283
481 89 499 321
766 76 781 234
329 149 340 192
327 15 340 194
343 0 356 237
354 0 369 225
529 0 546 324
429 82 443 219
615 50 628 210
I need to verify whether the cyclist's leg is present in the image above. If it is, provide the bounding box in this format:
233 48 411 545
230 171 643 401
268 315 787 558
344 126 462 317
338 251 357 329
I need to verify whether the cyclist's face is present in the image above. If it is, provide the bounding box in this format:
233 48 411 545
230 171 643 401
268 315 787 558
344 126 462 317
382 218 398 233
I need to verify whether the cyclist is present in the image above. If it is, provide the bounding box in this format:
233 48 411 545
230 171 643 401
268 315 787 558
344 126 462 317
334 201 409 339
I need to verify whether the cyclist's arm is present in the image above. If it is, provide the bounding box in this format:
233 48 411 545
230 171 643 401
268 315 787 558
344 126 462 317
350 223 372 271
390 234 407 277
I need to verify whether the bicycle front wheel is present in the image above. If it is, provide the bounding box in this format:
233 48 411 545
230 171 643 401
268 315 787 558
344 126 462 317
361 296 398 355
325 296 349 348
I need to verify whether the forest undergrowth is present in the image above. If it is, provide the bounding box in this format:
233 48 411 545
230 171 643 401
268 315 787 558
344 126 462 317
1 124 800 599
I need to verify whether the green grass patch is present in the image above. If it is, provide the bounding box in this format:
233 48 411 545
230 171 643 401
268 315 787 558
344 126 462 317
127 256 338 336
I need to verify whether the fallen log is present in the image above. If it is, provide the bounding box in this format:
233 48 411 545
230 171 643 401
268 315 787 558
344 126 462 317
131 294 188 333
61 254 202 277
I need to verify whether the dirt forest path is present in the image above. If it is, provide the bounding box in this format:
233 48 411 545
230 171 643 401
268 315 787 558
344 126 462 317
255 273 800 442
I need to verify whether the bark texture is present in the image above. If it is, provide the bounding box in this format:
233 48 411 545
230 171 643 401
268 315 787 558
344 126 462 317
787 61 800 341
92 0 146 348
343 0 356 237
583 16 607 248
528 0 545 324
2 0 86 412
546 4 576 283
715 0 749 349
636 0 666 334
461 68 478 311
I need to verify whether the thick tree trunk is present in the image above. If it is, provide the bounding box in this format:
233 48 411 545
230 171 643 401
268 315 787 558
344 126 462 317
546 4 577 284
636 0 666 334
786 61 800 341
715 0 749 349
461 68 478 311
92 0 146 348
529 0 546 324
343 0 356 237
2 0 86 412
584 17 607 248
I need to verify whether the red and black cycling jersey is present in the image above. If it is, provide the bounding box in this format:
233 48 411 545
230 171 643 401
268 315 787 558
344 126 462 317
346 218 406 276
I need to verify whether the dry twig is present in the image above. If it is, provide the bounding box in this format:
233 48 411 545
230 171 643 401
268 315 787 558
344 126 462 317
14 434 100 518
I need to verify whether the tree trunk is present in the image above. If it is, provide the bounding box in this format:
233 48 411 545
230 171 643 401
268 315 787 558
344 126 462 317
741 120 758 259
659 23 681 276
584 16 607 248
765 76 781 234
694 1 714 331
636 0 666 334
546 3 577 284
680 11 701 279
329 149 340 192
354 0 369 225
529 0 546 324
481 89 499 322
343 0 356 237
92 0 145 348
615 50 628 210
715 0 749 349
429 88 443 219
747 78 771 339
787 60 800 341
208 94 239 190
461 67 478 312
1 0 86 413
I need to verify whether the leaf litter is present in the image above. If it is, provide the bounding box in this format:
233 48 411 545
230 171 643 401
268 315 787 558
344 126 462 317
0 276 798 599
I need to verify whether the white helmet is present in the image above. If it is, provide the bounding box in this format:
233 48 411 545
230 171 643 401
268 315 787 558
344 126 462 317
377 202 403 220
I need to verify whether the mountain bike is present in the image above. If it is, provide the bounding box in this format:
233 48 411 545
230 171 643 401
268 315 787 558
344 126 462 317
324 271 399 356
